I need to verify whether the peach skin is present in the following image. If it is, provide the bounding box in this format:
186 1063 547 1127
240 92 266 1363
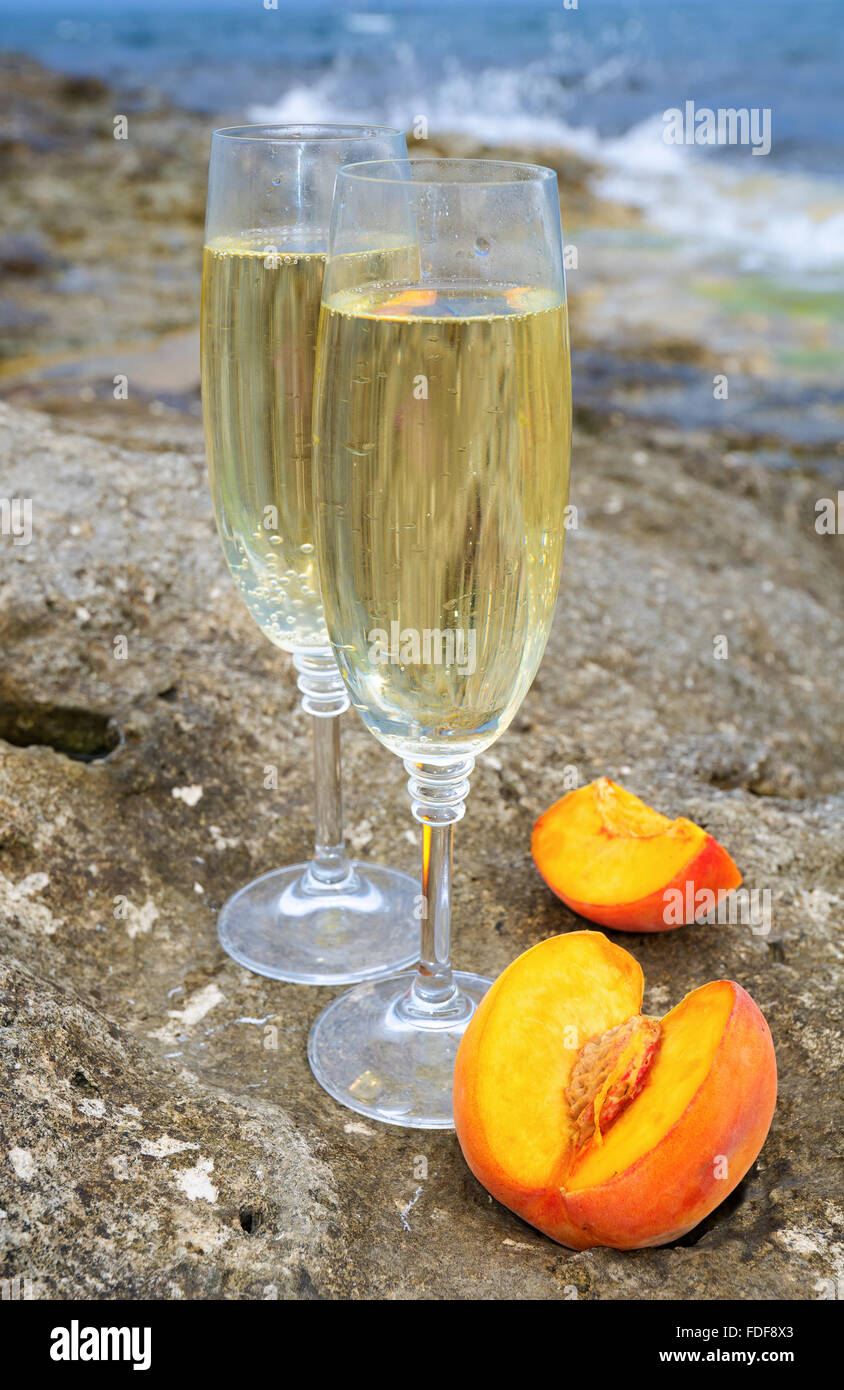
532 777 741 931
453 931 776 1250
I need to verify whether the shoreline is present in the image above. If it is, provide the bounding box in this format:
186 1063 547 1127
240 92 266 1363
1 51 842 466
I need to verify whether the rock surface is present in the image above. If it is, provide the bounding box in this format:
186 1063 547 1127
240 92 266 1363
0 394 841 1300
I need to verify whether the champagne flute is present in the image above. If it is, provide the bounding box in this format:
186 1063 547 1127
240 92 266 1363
309 157 572 1126
201 124 419 984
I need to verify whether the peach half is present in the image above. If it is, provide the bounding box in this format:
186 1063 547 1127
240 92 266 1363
453 931 776 1250
532 778 741 932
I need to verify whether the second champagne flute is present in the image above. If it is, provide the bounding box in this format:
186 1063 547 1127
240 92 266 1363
309 157 572 1126
201 124 418 984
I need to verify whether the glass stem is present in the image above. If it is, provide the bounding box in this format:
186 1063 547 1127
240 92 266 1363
402 758 475 1017
293 649 353 887
417 822 455 1003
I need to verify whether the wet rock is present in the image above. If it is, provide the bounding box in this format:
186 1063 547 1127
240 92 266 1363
0 57 211 370
0 233 59 277
58 75 110 104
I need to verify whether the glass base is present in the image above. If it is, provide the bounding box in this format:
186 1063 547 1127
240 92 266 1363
307 970 493 1129
217 862 419 985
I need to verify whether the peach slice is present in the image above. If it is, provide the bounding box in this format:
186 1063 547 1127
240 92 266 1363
453 931 776 1250
532 777 741 932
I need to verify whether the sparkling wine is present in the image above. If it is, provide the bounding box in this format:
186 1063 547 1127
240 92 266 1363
313 282 571 760
201 233 328 651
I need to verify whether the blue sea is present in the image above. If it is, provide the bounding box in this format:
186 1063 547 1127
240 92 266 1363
2 0 843 278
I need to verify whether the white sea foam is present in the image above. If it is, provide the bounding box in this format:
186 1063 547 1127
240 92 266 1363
250 65 844 278
590 117 844 275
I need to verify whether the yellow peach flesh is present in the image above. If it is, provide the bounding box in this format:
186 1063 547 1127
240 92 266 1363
469 933 642 1188
533 779 707 908
567 982 732 1191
